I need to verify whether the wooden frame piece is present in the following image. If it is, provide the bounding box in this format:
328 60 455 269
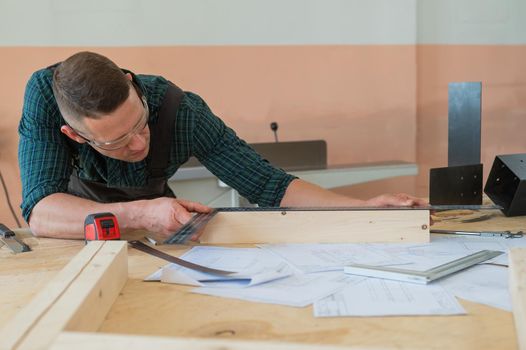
0 241 127 350
200 210 430 244
510 248 526 350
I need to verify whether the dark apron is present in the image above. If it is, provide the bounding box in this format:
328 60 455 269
67 84 184 203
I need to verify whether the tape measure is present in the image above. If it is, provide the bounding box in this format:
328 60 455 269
163 204 502 245
84 212 121 241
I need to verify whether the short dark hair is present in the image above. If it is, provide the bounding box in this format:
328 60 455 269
52 51 131 121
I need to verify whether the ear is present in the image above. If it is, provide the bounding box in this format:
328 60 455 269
124 73 133 81
60 125 87 144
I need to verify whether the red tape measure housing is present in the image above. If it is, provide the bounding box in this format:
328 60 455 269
84 213 120 241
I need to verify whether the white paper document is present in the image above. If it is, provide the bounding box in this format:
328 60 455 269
314 278 466 317
259 243 409 273
437 264 511 311
373 235 526 269
143 235 524 313
260 236 525 313
194 272 362 307
145 246 292 287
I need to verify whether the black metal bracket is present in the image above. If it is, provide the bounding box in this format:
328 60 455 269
430 164 483 205
484 154 526 217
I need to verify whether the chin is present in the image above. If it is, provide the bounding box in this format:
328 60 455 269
126 148 149 162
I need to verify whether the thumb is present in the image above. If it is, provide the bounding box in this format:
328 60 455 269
172 204 193 225
400 198 413 206
177 199 212 213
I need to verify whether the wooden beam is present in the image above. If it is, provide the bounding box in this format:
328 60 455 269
510 248 526 350
0 241 127 350
200 210 430 244
50 332 383 350
0 241 104 350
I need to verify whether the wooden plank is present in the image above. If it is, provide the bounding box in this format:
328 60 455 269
0 241 128 350
50 332 384 350
0 241 105 350
510 248 526 350
19 241 127 350
62 241 128 332
200 210 430 244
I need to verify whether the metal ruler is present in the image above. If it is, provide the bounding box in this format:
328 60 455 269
344 250 503 284
164 204 501 245
431 229 524 239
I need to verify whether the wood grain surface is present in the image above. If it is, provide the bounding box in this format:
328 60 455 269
509 248 526 350
1 209 524 349
200 210 430 244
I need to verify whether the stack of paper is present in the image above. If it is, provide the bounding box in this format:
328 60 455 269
145 234 526 317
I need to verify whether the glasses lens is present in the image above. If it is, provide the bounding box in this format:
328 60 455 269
91 98 149 151
92 137 132 151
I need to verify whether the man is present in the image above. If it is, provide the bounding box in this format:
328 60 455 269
18 51 425 239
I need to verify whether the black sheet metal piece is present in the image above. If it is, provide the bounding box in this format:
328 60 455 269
430 164 483 205
448 82 482 167
484 154 526 217
430 82 483 205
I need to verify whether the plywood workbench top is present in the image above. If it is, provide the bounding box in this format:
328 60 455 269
1 210 524 350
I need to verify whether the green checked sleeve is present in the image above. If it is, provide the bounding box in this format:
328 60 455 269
18 70 73 222
183 92 297 207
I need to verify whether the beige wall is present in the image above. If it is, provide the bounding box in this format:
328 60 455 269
2 44 526 227
1 0 526 227
338 43 526 200
0 46 418 226
416 45 526 195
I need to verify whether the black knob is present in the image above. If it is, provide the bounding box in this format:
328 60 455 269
270 122 279 142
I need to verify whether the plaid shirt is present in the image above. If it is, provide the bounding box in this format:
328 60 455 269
18 68 295 222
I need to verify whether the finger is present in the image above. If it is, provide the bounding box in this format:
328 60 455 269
399 194 427 206
384 195 412 207
413 198 429 207
397 199 414 207
177 199 212 213
171 204 193 225
397 200 413 207
394 194 427 207
403 197 427 207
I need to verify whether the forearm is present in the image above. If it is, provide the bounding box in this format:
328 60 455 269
280 179 366 207
280 179 427 208
29 193 141 239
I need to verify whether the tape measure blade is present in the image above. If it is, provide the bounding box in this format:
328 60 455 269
129 240 234 275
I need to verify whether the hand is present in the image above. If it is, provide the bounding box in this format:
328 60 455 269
138 197 212 236
364 193 428 207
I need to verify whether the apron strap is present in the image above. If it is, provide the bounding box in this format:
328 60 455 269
148 83 184 178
